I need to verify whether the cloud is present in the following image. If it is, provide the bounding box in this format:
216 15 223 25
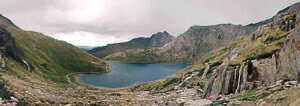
0 0 299 46
51 31 130 46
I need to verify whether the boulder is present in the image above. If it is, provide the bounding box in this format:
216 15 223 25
284 81 298 86
10 96 19 102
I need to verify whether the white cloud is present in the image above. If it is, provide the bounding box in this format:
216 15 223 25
51 31 131 46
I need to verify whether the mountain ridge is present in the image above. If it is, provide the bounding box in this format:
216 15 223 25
103 2 300 63
88 31 174 58
105 23 258 63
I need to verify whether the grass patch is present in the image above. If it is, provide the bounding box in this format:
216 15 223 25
232 89 274 101
229 28 286 65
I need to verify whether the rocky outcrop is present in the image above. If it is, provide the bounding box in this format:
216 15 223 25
202 36 300 98
202 62 252 98
148 31 175 48
89 31 174 58
199 3 300 99
0 27 33 71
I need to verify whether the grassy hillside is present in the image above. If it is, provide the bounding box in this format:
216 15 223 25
6 27 107 83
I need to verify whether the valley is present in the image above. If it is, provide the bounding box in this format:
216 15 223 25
0 1 299 106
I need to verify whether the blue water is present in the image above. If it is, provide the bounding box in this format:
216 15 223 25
80 61 188 88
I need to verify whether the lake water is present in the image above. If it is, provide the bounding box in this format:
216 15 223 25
80 61 188 88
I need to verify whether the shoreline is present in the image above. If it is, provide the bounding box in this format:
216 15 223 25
67 72 137 91
67 61 191 91
106 60 190 65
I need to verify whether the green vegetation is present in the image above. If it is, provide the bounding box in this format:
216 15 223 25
130 76 181 92
229 28 286 65
232 89 275 101
6 28 107 84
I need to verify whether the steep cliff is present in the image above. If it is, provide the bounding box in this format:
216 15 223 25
0 27 33 71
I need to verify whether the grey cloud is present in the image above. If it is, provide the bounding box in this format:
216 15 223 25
0 0 299 46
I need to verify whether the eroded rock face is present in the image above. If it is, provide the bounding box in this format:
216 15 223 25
202 62 252 98
200 3 300 99
253 28 300 87
202 28 300 99
276 27 300 81
0 27 33 71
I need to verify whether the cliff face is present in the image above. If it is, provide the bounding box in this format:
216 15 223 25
199 4 300 99
202 29 299 99
0 27 33 71
89 31 174 58
132 3 300 102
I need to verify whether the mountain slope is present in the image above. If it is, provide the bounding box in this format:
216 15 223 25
89 31 174 58
0 14 107 83
0 14 19 29
0 27 33 71
197 6 300 99
106 24 257 63
131 2 300 105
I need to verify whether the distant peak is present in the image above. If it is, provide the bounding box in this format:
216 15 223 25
162 30 169 34
151 31 174 39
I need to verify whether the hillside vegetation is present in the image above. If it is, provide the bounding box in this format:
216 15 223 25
4 26 107 83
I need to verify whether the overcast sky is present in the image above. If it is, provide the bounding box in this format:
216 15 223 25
0 0 299 46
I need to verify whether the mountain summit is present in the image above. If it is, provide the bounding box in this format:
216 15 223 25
88 31 174 58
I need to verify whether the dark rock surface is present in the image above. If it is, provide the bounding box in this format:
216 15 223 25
0 27 33 71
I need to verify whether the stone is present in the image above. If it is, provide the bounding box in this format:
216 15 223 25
0 98 2 104
228 100 242 106
0 60 5 68
10 96 19 102
276 80 284 85
284 81 297 85
284 81 298 89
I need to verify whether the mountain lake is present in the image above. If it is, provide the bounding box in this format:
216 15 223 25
80 61 188 88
